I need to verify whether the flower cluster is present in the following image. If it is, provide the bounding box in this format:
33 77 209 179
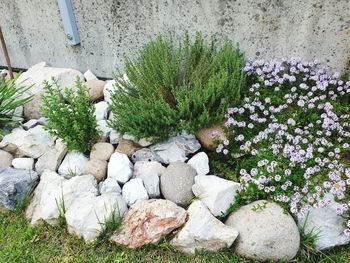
218 58 350 235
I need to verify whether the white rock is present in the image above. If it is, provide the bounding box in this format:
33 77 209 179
298 194 350 250
58 151 88 176
83 69 98 81
150 134 201 164
109 130 122 144
11 158 34 170
122 178 149 206
107 152 133 184
35 139 68 174
138 138 153 147
65 193 127 243
171 200 238 254
97 120 112 137
23 119 38 130
0 126 55 158
192 175 240 217
25 171 98 225
94 101 109 121
103 79 115 104
99 177 122 195
225 200 300 261
37 117 48 126
11 106 24 122
15 62 84 119
187 152 209 175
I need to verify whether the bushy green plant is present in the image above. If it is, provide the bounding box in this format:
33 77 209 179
108 33 246 142
0 75 32 133
41 77 100 153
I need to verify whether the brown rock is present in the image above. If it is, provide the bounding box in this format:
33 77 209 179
115 139 142 158
90 142 114 161
83 159 107 182
86 79 106 101
0 149 13 167
196 125 227 150
110 199 187 248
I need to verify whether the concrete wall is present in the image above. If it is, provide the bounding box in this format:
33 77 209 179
0 0 349 78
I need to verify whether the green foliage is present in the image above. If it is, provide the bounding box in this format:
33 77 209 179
0 75 32 133
41 77 100 153
109 33 246 142
96 204 124 243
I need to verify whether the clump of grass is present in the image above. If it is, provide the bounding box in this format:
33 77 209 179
96 204 124 243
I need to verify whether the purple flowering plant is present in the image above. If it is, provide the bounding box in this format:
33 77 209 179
216 58 350 236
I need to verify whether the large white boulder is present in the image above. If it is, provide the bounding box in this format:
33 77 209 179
187 152 209 175
58 151 88 176
298 194 350 250
171 200 238 254
65 193 128 243
122 178 149 206
0 126 55 158
110 199 186 248
107 152 133 184
12 157 34 170
15 62 84 119
225 200 300 261
192 175 240 217
25 171 98 225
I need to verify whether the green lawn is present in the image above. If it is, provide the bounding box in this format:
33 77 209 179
0 212 349 263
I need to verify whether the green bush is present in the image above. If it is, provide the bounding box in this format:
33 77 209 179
108 33 246 142
0 76 32 133
41 77 100 153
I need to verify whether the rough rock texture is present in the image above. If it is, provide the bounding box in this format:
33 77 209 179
23 119 38 130
35 139 68 174
99 178 122 195
298 194 350 250
187 152 209 175
171 200 238 254
0 150 13 167
0 167 39 211
192 175 240 217
83 69 98 81
83 159 107 182
196 125 226 150
86 79 105 101
150 134 201 164
122 178 149 206
225 200 300 261
90 142 114 161
15 62 84 119
107 152 133 184
115 139 142 158
25 171 98 225
160 162 196 206
12 157 34 170
109 130 122 145
131 148 164 163
97 120 112 138
0 126 55 158
94 101 109 121
58 151 89 176
103 79 115 104
65 193 128 243
110 199 186 248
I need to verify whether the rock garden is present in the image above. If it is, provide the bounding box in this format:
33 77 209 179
0 34 349 262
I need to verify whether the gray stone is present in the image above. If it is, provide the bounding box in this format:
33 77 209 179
94 101 109 121
58 151 89 176
171 200 238 254
131 148 164 163
0 150 13 167
90 142 114 161
122 178 149 206
35 139 68 174
225 200 300 261
192 175 240 217
109 130 122 145
0 167 39 211
25 171 98 225
187 152 209 175
99 178 122 195
12 157 34 170
0 126 55 158
22 119 38 130
65 193 128 243
160 162 196 206
110 199 186 248
107 152 133 184
150 134 201 164
103 79 115 104
298 194 350 250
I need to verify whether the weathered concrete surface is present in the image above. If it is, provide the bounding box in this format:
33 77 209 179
0 0 349 78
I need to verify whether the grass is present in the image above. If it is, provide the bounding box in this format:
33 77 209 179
0 212 349 263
